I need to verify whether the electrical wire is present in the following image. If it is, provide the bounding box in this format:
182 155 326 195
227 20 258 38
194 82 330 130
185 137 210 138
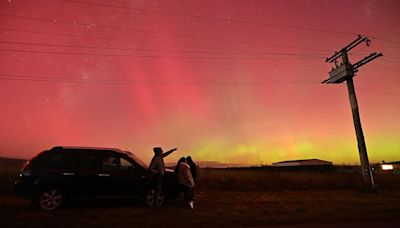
1 74 398 97
0 73 320 86
382 58 400 64
62 0 400 46
369 65 400 72
0 13 333 52
0 40 327 57
0 48 324 60
358 88 400 97
0 26 334 56
61 0 358 37
0 26 146 44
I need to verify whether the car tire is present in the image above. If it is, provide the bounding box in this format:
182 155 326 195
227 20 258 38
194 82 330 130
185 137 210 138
36 187 64 211
146 188 165 207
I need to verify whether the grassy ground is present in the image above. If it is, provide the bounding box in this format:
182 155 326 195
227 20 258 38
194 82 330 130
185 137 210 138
197 168 400 191
2 190 400 227
1 161 400 227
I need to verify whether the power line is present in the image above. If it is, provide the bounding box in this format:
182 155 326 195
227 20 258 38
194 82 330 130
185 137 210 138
370 36 400 46
0 26 332 55
1 73 398 95
369 65 400 72
350 52 400 62
62 0 359 37
0 40 327 57
358 88 400 97
0 49 324 60
368 55 400 62
1 74 398 96
0 26 146 44
0 13 333 52
382 58 400 64
64 0 400 46
0 73 320 86
381 55 400 61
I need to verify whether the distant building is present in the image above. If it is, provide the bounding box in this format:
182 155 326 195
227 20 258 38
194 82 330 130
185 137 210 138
272 159 333 167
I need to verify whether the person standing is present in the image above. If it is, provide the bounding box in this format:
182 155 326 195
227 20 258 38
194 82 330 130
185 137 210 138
186 156 197 182
148 147 177 207
174 157 186 176
178 158 195 209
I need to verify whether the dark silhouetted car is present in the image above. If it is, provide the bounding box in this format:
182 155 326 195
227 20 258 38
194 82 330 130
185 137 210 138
15 146 179 210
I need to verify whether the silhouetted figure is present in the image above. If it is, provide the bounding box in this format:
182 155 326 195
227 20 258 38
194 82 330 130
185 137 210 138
148 147 177 207
186 156 197 182
178 159 195 209
174 157 186 176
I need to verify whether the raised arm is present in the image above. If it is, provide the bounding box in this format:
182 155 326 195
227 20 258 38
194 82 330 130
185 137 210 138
161 147 177 158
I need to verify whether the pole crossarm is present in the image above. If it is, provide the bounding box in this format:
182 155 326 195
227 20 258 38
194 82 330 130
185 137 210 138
325 35 370 63
353 52 383 72
322 35 380 84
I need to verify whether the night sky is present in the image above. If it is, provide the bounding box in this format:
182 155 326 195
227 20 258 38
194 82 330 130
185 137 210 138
1 0 399 165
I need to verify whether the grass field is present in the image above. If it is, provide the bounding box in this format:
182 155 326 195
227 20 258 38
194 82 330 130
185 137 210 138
197 167 400 191
1 159 400 227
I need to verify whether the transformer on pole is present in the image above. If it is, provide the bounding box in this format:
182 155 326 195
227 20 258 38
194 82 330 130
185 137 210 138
322 35 383 190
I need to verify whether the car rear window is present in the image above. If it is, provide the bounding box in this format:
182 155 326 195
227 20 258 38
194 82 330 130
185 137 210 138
64 154 100 171
47 151 101 171
48 153 63 169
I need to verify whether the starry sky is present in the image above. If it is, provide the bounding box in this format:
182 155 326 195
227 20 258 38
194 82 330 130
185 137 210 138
0 0 399 165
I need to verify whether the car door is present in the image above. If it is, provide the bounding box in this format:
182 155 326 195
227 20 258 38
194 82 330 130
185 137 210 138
96 154 120 195
97 154 147 196
116 156 147 196
61 150 102 196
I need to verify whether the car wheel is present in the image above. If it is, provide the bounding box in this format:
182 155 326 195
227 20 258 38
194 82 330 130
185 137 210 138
146 189 165 207
37 187 63 211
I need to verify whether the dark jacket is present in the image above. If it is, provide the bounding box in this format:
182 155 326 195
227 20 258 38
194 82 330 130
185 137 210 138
187 160 197 181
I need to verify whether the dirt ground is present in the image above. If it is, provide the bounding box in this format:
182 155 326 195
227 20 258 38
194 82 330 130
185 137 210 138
1 189 400 227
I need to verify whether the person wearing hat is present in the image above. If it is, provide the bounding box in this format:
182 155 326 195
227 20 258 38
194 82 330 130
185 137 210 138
148 147 177 206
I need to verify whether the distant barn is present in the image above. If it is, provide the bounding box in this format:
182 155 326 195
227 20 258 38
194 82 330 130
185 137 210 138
272 159 333 167
271 159 333 171
381 161 400 173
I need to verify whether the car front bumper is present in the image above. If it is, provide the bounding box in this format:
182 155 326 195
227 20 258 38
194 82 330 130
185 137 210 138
15 178 34 199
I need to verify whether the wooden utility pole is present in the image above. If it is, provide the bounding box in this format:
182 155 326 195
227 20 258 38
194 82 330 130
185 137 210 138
322 35 382 190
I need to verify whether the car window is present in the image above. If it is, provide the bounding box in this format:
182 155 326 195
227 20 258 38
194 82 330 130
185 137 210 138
59 153 99 171
101 156 136 171
75 155 97 170
120 157 135 170
102 156 120 171
62 154 78 170
127 154 148 169
48 153 63 169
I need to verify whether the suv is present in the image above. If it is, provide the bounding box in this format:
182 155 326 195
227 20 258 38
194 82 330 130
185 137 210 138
15 146 179 210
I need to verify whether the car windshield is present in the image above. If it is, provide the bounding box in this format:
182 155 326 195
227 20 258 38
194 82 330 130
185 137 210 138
127 153 149 169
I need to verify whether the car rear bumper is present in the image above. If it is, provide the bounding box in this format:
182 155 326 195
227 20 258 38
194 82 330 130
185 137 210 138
15 179 34 199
